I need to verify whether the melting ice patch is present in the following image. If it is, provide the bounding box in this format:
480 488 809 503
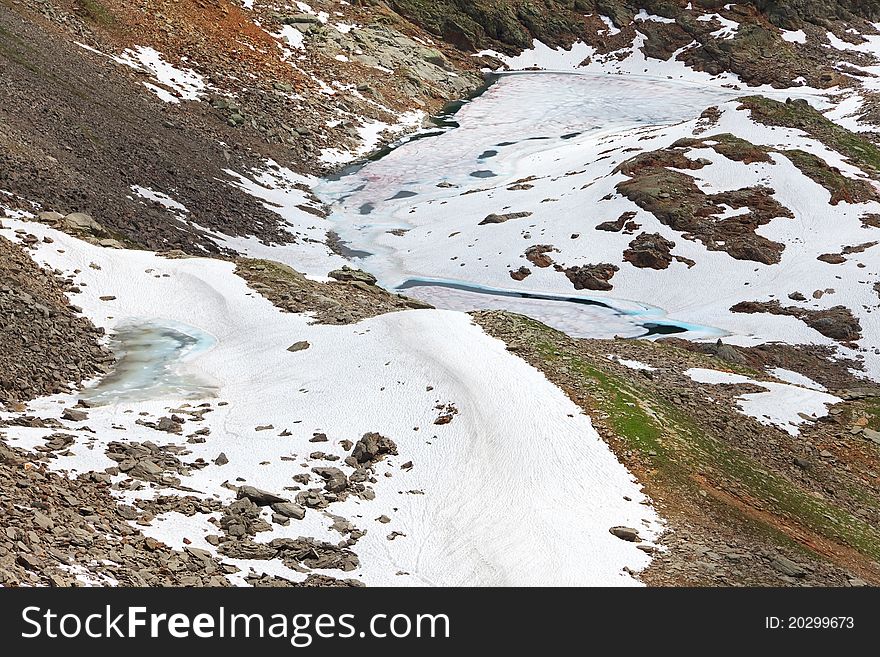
398 279 723 340
81 322 218 406
315 73 734 338
2 218 664 586
768 367 827 392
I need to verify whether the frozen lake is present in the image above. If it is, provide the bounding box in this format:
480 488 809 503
316 72 734 339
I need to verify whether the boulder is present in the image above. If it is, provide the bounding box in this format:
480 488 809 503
61 408 88 422
623 232 676 269
328 266 377 285
770 556 806 578
563 263 619 291
270 502 306 520
312 467 348 493
350 432 398 465
609 526 640 542
236 486 288 506
63 212 103 234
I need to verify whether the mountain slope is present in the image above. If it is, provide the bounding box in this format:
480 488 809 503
2 1 880 588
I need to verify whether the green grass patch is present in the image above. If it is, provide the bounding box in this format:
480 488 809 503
77 0 115 26
865 401 880 431
504 313 880 560
740 95 880 176
782 149 878 203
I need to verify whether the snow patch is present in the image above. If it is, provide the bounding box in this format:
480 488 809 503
685 368 841 435
607 355 656 371
114 46 207 103
131 185 189 215
781 29 807 44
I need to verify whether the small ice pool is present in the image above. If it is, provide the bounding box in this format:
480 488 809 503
80 321 218 405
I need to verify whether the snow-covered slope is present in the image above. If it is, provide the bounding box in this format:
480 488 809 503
0 219 662 586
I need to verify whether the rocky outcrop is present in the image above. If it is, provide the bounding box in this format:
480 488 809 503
730 300 863 342
236 485 289 506
387 0 589 52
348 432 398 466
563 263 619 291
615 142 793 265
740 96 880 181
236 259 431 325
510 265 532 281
596 211 638 233
525 244 558 268
0 234 112 407
479 211 532 225
623 232 676 270
328 266 378 285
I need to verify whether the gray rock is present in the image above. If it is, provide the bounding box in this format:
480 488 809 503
312 467 348 493
63 212 103 234
770 556 807 578
296 489 330 509
609 526 640 542
214 452 229 466
129 459 163 480
350 432 398 465
37 211 64 224
236 486 288 506
61 408 88 422
863 428 880 445
287 341 310 352
479 211 532 225
116 505 139 521
270 502 306 520
328 266 377 286
282 13 322 25
33 511 54 530
715 343 746 365
156 417 182 434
